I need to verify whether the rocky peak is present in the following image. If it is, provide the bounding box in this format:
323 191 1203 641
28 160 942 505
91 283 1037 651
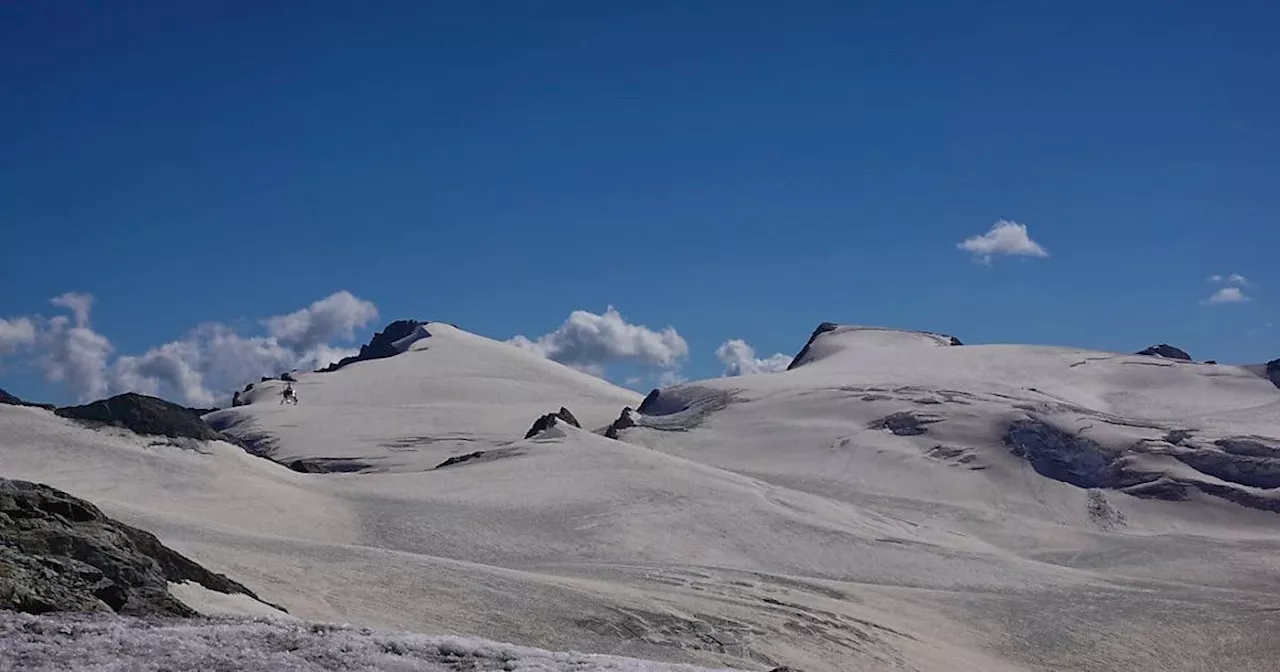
523 407 582 439
54 393 223 441
1135 344 1192 361
318 319 430 372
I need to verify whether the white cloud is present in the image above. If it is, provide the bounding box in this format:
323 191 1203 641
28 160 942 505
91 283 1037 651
1 291 378 405
262 291 379 352
509 306 689 374
957 220 1048 264
1203 286 1251 305
715 339 793 377
0 317 36 356
656 370 688 387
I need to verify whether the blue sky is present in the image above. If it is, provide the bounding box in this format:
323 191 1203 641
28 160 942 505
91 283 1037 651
2 1 1276 406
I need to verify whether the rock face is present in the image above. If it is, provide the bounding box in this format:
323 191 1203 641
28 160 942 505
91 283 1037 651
786 322 841 371
0 388 54 410
0 477 279 617
54 393 223 441
604 407 637 440
524 407 582 439
318 320 429 373
1135 344 1192 361
1266 359 1280 389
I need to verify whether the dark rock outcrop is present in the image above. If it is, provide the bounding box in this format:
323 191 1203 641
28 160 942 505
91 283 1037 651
55 393 223 441
867 411 943 436
435 451 486 469
0 388 54 410
0 477 280 617
524 407 582 439
1135 344 1192 361
604 407 636 440
285 457 373 474
948 336 964 346
786 322 841 371
1004 419 1124 489
1266 359 1280 389
636 389 662 414
318 320 429 373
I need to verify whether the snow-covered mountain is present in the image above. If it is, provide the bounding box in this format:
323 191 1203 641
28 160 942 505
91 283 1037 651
3 320 1279 671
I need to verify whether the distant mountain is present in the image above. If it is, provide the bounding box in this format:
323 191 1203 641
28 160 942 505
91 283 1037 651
3 319 1279 671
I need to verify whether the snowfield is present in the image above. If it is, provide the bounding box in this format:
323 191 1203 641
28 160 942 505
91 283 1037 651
0 611 739 672
3 321 1280 671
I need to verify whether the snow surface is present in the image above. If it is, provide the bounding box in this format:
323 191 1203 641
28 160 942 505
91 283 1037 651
0 611 740 672
3 322 1280 671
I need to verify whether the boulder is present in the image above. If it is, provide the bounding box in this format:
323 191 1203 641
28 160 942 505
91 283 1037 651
0 477 281 617
1135 344 1192 361
54 393 223 441
318 320 429 372
524 407 582 439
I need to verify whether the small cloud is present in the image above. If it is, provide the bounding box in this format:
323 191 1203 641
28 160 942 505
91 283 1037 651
50 292 94 328
957 220 1048 264
1203 286 1251 305
715 339 793 376
509 306 689 376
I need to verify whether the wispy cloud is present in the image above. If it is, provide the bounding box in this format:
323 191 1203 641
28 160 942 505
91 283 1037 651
957 220 1048 264
715 339 792 376
1208 273 1249 286
509 306 688 378
0 292 379 405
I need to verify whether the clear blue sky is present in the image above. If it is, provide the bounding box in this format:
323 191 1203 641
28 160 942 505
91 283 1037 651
2 1 1276 405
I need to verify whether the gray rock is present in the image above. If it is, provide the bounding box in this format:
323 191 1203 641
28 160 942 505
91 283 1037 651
786 322 841 371
867 411 943 436
318 320 429 373
1266 358 1280 389
0 477 282 617
524 407 582 439
604 407 636 440
1135 344 1192 361
55 393 223 441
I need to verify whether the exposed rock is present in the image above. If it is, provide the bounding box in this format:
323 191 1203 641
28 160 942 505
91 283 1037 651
55 393 223 441
604 407 636 440
280 372 297 382
637 388 662 414
867 411 944 436
318 320 429 373
948 336 964 346
231 391 245 407
286 458 373 474
1003 419 1124 489
435 451 486 469
0 477 281 617
786 322 841 371
524 407 582 439
1204 360 1217 365
184 407 217 417
0 388 54 410
1135 344 1192 361
1267 359 1280 389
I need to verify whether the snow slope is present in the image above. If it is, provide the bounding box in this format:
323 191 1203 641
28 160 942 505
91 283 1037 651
208 322 642 472
3 321 1280 671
